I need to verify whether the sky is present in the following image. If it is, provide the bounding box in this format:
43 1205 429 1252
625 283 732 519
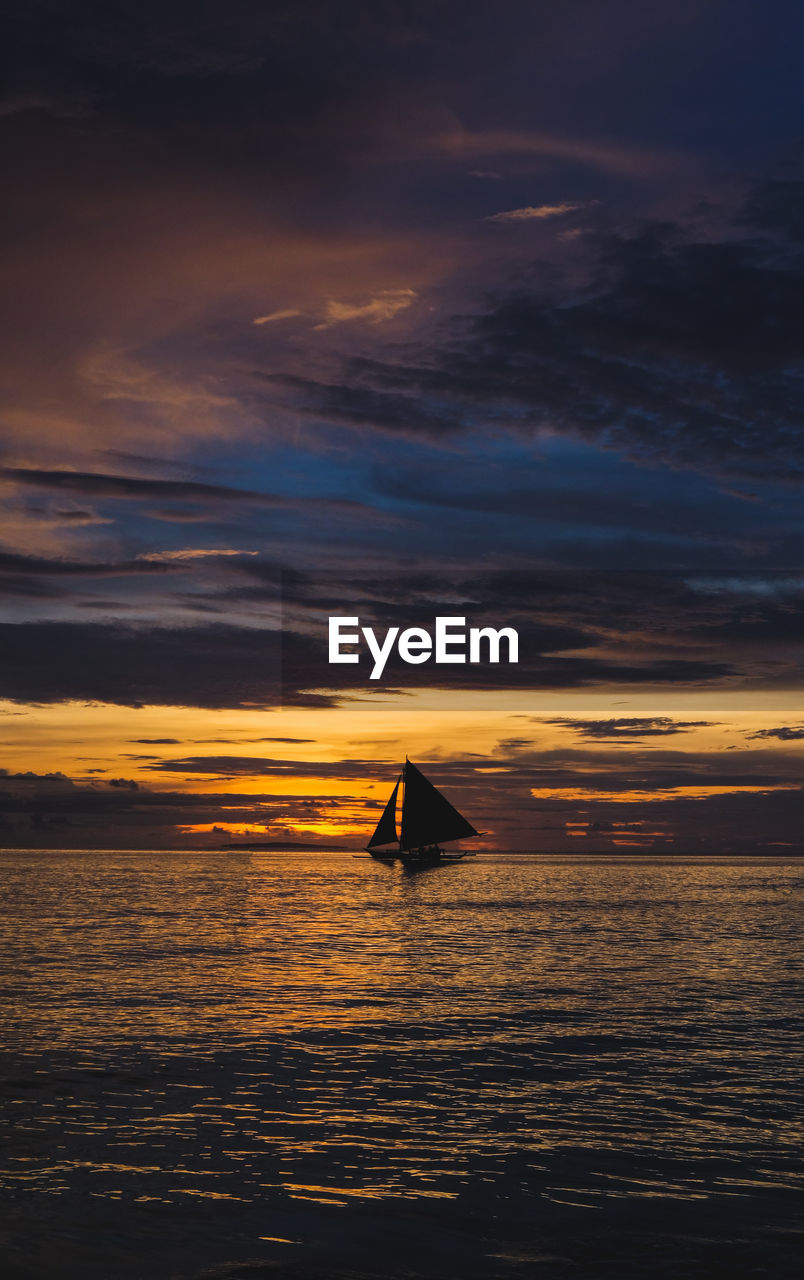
2 0 804 851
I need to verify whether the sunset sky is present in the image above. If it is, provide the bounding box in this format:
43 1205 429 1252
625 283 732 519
2 1 804 851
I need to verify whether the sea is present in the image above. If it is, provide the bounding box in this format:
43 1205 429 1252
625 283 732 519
0 851 802 1279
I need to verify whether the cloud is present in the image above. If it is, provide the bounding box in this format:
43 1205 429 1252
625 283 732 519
313 196 804 481
131 738 181 744
253 309 302 325
258 373 465 436
138 549 259 562
686 576 804 596
545 716 715 740
432 126 683 178
0 468 276 504
316 289 416 328
1 567 803 710
485 202 587 222
248 737 315 744
369 467 759 544
3 751 802 852
749 725 804 741
0 575 66 601
0 0 794 497
0 92 91 119
0 621 292 710
54 508 104 523
0 552 173 577
0 767 359 849
451 743 801 797
0 613 729 714
6 1 453 84
142 756 393 779
0 467 375 521
143 508 224 523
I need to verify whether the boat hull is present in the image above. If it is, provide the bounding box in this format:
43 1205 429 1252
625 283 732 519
399 845 466 865
368 845 467 865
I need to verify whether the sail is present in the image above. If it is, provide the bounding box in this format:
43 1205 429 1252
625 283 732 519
400 760 478 850
366 777 400 848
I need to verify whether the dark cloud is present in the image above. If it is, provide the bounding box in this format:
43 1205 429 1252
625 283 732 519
284 198 804 482
1 467 370 519
10 568 804 709
142 756 395 779
545 716 715 739
3 742 803 852
739 167 804 243
0 766 353 848
281 589 735 694
55 508 95 521
286 567 804 682
0 550 192 604
260 374 466 437
4 1 457 86
0 768 70 782
0 611 734 710
0 551 172 577
427 745 799 794
153 736 316 745
370 468 759 542
250 736 315 743
0 575 65 600
749 725 804 740
0 621 292 710
1 569 803 709
0 467 280 505
144 508 224 523
0 0 474 208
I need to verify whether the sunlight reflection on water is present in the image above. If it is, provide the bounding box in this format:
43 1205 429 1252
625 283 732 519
0 852 802 1277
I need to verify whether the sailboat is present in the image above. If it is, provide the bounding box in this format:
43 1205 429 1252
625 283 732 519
366 758 480 864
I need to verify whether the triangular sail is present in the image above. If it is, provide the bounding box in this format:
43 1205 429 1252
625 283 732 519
366 777 400 848
400 760 478 850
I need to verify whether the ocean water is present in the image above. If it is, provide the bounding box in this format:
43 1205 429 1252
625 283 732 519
0 851 802 1279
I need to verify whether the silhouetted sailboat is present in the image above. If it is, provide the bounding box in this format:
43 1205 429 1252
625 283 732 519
366 758 479 864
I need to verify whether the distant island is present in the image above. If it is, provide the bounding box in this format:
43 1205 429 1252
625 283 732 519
220 839 352 851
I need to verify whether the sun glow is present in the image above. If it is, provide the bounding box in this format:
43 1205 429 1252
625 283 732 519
3 684 803 850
